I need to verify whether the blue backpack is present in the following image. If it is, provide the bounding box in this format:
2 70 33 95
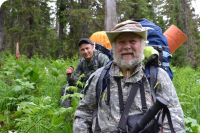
131 18 173 80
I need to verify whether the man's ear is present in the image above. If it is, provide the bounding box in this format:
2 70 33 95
91 44 94 49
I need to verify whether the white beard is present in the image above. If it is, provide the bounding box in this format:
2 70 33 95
113 49 144 69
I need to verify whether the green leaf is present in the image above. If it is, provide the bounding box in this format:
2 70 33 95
16 61 25 70
16 73 22 79
18 95 31 100
52 60 66 70
33 65 39 73
52 117 65 125
52 60 58 69
50 68 59 77
22 109 33 114
24 67 32 77
30 70 39 82
12 85 22 92
0 114 5 121
51 114 56 124
12 111 23 118
43 96 51 103
34 79 43 84
16 67 23 74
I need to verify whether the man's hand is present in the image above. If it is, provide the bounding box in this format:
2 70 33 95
66 66 74 75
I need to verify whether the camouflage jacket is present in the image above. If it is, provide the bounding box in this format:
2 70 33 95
69 49 109 86
73 51 185 133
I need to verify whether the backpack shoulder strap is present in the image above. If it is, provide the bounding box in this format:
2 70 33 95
94 51 101 69
96 61 113 104
80 58 84 72
144 64 158 103
93 61 113 132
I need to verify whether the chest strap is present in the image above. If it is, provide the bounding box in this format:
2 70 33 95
114 77 147 132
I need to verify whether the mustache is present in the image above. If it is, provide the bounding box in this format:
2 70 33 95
120 50 135 55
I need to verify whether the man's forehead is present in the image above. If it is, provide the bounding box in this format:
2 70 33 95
79 43 92 47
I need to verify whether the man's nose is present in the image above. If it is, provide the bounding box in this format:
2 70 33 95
123 42 131 50
83 49 88 53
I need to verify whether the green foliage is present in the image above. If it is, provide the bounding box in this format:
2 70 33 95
172 66 200 127
184 117 200 133
1 50 200 132
171 45 189 67
0 51 80 132
61 73 84 117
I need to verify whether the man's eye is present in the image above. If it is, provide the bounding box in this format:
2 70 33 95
130 40 136 43
118 41 124 44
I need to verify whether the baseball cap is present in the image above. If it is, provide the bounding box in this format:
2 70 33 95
78 38 94 46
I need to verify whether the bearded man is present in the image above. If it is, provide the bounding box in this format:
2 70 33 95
73 20 185 133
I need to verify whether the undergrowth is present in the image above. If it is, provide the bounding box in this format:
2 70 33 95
0 51 200 132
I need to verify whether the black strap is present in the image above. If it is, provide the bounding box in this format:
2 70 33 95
161 106 175 133
114 77 124 114
95 117 101 132
94 61 113 132
105 77 110 106
117 81 140 132
151 45 169 51
150 65 157 103
96 61 113 105
139 79 147 112
95 52 101 68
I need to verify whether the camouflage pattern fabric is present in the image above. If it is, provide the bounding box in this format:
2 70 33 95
73 53 185 133
69 49 109 86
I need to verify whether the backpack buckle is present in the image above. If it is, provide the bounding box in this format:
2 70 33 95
136 80 142 84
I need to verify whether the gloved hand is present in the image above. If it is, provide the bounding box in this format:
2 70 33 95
66 66 74 77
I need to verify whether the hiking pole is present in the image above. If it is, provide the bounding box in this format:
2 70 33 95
129 97 168 133
61 73 72 106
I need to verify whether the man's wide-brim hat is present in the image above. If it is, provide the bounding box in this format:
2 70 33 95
106 20 147 44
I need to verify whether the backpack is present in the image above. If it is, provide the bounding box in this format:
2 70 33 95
93 61 175 133
131 18 173 80
94 43 112 60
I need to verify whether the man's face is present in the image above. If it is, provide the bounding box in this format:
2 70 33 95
79 43 94 61
114 32 144 69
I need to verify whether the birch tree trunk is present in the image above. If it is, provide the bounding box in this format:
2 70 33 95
104 0 117 31
0 5 5 57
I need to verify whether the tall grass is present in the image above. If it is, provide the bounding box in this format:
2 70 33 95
172 66 200 131
1 51 200 132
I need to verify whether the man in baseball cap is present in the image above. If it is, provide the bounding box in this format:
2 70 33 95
66 38 109 86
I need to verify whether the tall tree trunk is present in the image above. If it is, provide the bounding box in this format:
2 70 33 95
81 0 89 38
0 5 5 57
57 0 65 57
104 0 117 31
183 0 188 57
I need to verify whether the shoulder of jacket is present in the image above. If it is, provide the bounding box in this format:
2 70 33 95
83 67 104 90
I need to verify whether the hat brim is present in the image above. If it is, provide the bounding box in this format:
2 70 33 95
106 30 147 44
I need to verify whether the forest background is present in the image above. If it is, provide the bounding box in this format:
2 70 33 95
0 0 200 132
0 0 200 68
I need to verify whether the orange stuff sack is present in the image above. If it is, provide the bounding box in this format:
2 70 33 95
90 31 112 50
163 25 188 54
